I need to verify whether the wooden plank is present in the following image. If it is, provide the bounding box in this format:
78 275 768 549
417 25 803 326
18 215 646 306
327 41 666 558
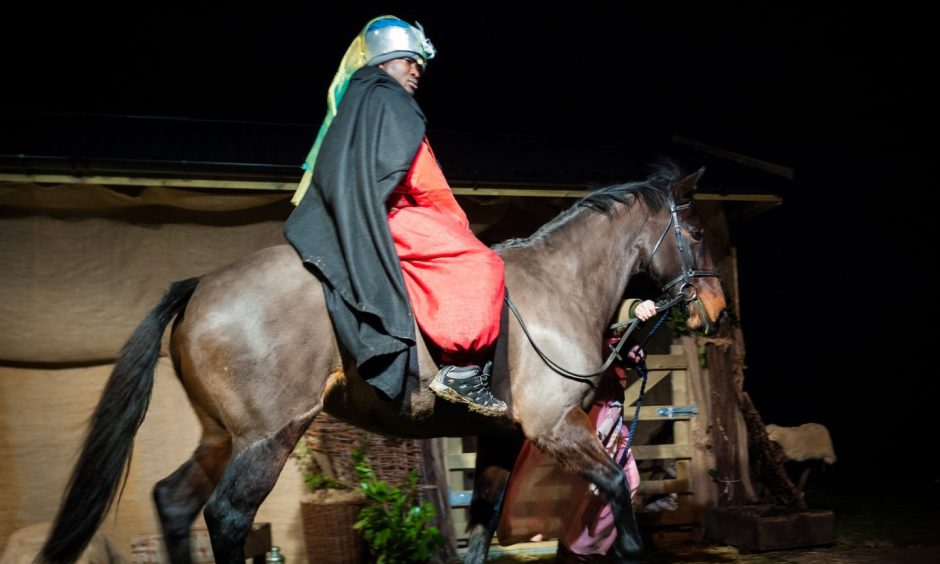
694 193 783 203
675 460 690 483
444 438 470 541
456 540 559 558
624 370 669 405
485 540 559 557
632 444 692 460
0 173 782 202
0 173 297 191
646 528 699 544
671 357 691 447
636 478 691 495
637 509 698 527
447 452 477 470
674 459 695 521
644 354 687 370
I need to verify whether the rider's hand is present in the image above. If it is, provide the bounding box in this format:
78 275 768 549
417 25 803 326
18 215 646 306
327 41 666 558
633 300 657 321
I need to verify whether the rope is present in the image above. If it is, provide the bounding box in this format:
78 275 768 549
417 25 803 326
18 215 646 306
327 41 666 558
622 306 672 454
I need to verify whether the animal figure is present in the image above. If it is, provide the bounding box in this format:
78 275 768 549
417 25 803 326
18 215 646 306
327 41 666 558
41 165 725 563
766 422 836 495
765 423 837 465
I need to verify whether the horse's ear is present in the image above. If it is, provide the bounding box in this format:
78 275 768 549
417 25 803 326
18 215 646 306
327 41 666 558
673 167 705 203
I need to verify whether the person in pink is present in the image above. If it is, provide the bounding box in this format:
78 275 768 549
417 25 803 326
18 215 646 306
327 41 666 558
496 300 656 558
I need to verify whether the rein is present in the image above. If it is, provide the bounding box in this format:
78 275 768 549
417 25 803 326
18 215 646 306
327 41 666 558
504 293 683 388
506 198 715 387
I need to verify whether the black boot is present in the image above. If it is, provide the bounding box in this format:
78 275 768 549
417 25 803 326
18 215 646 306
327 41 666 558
429 361 507 416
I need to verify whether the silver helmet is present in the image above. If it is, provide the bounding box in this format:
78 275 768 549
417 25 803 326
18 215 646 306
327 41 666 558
363 16 436 70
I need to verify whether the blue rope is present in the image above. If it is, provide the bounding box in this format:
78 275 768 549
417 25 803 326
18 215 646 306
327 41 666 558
621 307 673 458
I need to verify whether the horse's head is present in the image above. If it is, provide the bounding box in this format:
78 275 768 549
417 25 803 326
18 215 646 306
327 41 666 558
644 167 726 333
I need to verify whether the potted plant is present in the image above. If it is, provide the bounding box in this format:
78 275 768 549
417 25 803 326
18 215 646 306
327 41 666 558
351 449 444 564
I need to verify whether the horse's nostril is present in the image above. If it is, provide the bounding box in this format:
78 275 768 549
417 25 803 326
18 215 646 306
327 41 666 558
718 310 729 326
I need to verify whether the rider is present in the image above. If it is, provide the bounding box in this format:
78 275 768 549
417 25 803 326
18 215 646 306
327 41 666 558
284 16 507 416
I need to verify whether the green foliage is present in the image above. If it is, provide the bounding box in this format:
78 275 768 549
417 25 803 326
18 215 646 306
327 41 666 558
351 449 444 564
667 305 692 338
291 441 352 492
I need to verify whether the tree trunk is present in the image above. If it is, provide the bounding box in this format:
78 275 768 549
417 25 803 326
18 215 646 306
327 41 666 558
704 325 756 506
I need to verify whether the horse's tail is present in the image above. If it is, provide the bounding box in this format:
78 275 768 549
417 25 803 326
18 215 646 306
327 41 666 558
39 277 200 564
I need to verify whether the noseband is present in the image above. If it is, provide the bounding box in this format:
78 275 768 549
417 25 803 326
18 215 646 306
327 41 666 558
649 200 718 307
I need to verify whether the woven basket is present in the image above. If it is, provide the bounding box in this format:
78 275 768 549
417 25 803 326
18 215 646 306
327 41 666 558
300 497 367 564
301 412 424 486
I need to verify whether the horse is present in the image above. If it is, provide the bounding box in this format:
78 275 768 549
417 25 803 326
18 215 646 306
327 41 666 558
40 163 726 563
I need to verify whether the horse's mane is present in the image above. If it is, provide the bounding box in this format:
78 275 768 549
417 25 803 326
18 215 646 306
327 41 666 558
495 162 679 251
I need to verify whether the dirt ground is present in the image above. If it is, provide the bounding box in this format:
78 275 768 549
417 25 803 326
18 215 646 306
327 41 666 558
487 482 940 563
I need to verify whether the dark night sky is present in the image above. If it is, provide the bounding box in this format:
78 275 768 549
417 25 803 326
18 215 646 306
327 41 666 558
4 4 935 486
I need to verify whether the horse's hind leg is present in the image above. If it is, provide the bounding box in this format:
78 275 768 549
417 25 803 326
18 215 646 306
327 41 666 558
538 408 642 562
153 424 232 564
202 409 318 563
465 434 524 564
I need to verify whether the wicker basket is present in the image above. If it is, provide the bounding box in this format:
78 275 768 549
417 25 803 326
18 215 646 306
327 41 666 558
298 413 426 563
301 412 424 486
300 497 367 564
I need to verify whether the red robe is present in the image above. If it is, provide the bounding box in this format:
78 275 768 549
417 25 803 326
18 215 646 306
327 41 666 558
386 139 504 364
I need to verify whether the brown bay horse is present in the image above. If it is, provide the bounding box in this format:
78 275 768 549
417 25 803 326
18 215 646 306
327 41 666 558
41 164 726 563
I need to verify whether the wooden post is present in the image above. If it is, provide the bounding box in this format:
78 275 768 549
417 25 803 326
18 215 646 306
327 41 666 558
683 336 719 514
422 439 460 561
704 325 756 506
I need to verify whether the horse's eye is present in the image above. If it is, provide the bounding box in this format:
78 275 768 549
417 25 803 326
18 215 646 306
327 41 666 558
689 229 704 241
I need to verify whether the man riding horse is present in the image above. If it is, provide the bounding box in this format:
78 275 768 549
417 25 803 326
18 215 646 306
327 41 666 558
285 16 507 415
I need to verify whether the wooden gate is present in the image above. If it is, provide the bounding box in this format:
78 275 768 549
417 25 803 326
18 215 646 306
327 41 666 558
442 340 710 555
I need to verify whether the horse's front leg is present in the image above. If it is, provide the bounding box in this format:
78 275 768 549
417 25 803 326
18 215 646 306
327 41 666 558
538 407 643 562
464 433 525 564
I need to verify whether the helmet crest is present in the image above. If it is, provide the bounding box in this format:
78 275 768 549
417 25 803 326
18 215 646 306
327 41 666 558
364 16 436 70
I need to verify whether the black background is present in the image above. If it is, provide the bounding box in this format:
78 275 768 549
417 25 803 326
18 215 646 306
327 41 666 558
4 3 934 487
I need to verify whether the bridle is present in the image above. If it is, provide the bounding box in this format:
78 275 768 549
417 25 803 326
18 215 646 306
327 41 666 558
647 199 719 335
649 199 718 306
505 196 720 386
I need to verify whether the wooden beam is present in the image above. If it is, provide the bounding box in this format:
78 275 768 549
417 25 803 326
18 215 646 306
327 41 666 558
447 452 477 471
0 173 297 191
693 193 782 203
637 509 698 527
637 478 692 495
0 173 782 203
632 443 692 460
624 371 670 406
644 354 688 370
672 135 795 179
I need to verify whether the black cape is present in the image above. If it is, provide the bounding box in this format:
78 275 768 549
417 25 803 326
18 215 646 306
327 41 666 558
285 66 426 398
